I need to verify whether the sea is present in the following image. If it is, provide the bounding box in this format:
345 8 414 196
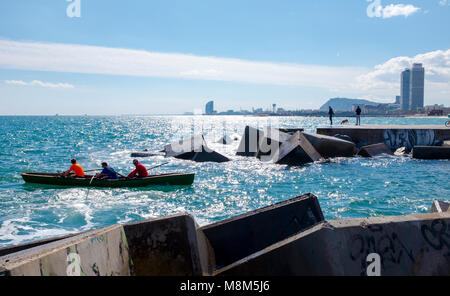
0 115 449 248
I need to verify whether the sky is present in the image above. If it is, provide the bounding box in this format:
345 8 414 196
0 0 449 115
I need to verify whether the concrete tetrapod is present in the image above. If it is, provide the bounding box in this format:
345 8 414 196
303 132 357 158
164 134 230 163
256 127 292 161
412 146 450 160
273 131 322 166
430 200 450 213
236 126 264 157
357 143 394 157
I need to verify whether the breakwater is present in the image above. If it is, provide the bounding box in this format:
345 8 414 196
317 125 450 150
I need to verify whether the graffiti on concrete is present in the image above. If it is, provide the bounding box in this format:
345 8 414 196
421 219 450 250
349 225 415 275
383 129 436 150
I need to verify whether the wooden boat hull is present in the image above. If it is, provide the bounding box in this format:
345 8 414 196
21 172 195 187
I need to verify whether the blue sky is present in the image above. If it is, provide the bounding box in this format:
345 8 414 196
0 0 449 115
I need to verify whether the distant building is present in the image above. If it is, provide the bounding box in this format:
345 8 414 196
272 104 276 113
395 96 401 104
401 69 411 111
410 63 425 111
205 101 215 115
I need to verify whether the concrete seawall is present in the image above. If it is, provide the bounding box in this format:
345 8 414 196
317 125 450 150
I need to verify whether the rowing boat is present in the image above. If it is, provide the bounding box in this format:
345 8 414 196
21 172 195 187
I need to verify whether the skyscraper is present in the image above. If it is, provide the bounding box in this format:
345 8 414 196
409 63 425 111
205 101 214 115
400 69 410 111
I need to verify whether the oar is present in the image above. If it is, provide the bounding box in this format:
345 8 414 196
148 162 170 171
84 169 102 172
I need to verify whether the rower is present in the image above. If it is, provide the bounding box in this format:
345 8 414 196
127 159 149 178
95 162 119 180
62 158 85 177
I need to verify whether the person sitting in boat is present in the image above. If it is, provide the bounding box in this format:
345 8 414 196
62 159 85 177
127 159 149 178
95 162 119 180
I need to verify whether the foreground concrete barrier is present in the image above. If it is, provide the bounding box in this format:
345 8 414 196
412 146 450 160
303 132 356 158
200 193 324 269
0 225 132 276
164 135 230 163
123 213 215 276
273 132 322 166
236 126 264 157
0 233 82 258
215 212 450 276
357 143 394 158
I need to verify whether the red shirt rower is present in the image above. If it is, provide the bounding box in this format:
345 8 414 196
127 159 149 178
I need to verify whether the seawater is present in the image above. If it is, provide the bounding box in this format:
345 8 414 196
0 115 449 248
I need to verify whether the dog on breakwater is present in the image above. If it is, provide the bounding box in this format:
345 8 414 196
340 119 349 125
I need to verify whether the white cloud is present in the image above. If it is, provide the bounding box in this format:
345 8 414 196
355 49 450 101
367 0 420 18
0 39 366 90
4 79 74 88
439 0 450 6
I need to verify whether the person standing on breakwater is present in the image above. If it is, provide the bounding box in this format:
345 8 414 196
127 159 149 178
62 158 85 177
95 162 119 180
355 106 362 126
328 106 334 125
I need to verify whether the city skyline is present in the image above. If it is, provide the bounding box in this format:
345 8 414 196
0 1 449 115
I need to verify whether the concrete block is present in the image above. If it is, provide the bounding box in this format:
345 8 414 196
412 146 450 160
0 225 132 276
430 200 450 213
164 135 230 163
216 212 450 276
123 213 215 276
273 132 322 166
303 132 356 158
216 135 233 145
236 126 264 157
256 128 292 160
333 134 354 143
278 128 304 135
357 143 394 158
199 193 324 269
